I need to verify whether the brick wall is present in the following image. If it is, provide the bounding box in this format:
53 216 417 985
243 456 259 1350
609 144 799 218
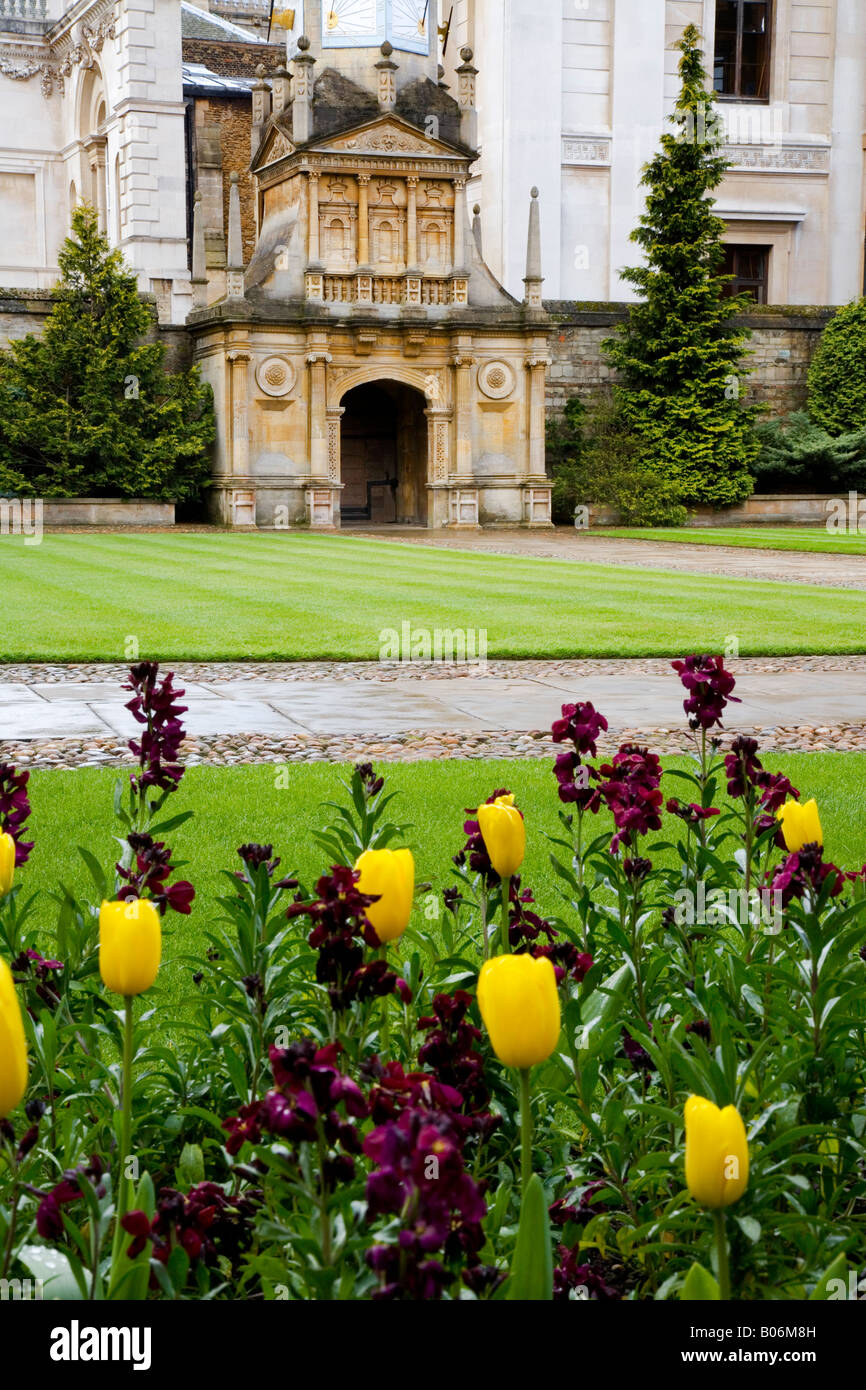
181 37 285 76
545 304 836 420
192 96 259 264
0 291 193 369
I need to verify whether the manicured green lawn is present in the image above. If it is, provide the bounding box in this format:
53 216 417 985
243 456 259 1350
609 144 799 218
594 525 866 554
2 531 866 659
18 753 866 1008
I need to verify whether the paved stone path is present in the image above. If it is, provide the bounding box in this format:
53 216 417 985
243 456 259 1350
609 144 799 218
351 527 866 590
1 657 865 768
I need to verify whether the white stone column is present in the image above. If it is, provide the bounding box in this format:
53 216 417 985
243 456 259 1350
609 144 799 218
452 179 466 271
609 0 666 302
525 350 548 479
829 0 866 303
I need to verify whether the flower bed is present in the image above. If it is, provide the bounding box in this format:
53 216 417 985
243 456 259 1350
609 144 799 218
0 657 864 1302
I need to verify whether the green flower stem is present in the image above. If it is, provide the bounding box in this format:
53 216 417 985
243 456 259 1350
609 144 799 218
713 1208 731 1300
519 1067 533 1193
0 1142 19 1282
480 886 489 961
500 875 511 955
109 997 134 1286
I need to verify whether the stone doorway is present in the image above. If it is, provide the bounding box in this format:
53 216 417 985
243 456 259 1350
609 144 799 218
339 382 429 526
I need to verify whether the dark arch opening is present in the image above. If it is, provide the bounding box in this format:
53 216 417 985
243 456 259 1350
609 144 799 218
339 381 428 526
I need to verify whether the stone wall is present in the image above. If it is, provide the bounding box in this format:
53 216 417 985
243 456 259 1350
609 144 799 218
0 293 833 420
545 303 836 420
0 290 193 370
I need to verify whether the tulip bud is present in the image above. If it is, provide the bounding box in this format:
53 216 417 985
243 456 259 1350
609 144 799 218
0 957 28 1119
0 831 15 898
477 953 560 1070
776 798 822 853
684 1095 749 1209
354 848 415 945
477 794 525 879
99 899 162 997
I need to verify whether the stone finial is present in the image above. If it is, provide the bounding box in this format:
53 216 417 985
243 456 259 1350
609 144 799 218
375 40 398 112
272 64 291 116
472 202 483 257
191 190 207 310
457 46 478 148
226 172 245 298
291 39 315 143
437 62 448 89
252 64 272 150
523 186 543 309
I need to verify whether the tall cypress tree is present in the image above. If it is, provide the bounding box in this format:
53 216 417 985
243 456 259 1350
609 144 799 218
0 205 214 502
604 25 757 508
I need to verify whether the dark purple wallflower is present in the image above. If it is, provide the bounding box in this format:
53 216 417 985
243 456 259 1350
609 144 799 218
286 867 409 1012
115 832 195 917
554 1246 622 1301
124 663 188 797
11 948 64 1011
770 845 844 907
122 1182 259 1272
620 1027 655 1074
417 991 493 1122
552 702 609 756
36 1157 106 1240
672 655 740 732
598 745 663 853
363 1103 488 1301
666 797 721 826
0 762 33 865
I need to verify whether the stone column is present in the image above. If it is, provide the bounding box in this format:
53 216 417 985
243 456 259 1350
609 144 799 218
308 172 320 263
228 350 251 476
357 174 371 265
375 41 398 111
452 350 476 478
307 349 332 480
452 179 466 271
525 352 549 478
407 177 419 268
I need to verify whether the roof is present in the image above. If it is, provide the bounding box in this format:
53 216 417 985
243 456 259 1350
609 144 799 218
183 61 256 93
181 2 269 43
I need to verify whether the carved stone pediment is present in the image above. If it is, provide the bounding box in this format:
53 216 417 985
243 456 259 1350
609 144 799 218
255 126 296 170
318 117 462 161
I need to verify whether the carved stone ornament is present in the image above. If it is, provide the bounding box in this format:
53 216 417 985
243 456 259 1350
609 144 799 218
477 360 516 400
255 356 296 398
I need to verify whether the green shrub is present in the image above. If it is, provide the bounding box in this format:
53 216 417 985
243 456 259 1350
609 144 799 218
0 205 214 502
547 395 688 527
753 411 866 492
808 298 866 436
603 26 757 507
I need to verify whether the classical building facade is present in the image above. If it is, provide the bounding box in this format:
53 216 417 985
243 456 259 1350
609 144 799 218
442 0 866 307
188 1 552 529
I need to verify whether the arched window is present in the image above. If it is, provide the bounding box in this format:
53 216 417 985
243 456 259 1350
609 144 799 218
377 220 396 264
328 217 347 258
425 221 444 265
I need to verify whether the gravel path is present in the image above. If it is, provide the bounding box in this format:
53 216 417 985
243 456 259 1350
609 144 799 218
349 528 866 590
2 656 865 768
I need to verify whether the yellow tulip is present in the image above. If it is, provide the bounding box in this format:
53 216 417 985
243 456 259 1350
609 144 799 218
99 899 162 997
477 794 525 879
0 956 28 1119
684 1095 749 1209
354 848 415 945
776 798 822 853
0 831 15 897
477 953 561 1070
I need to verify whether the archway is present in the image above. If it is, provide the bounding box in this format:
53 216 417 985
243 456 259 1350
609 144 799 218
339 381 428 526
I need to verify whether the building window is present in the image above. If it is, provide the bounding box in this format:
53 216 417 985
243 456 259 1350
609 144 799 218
714 1 772 102
722 244 770 303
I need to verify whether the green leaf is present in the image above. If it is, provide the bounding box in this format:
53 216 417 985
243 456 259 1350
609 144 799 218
809 1253 849 1301
506 1175 553 1302
680 1262 721 1301
176 1142 205 1189
18 1244 84 1301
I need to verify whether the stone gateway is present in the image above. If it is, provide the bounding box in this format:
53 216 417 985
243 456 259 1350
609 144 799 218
188 0 552 531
